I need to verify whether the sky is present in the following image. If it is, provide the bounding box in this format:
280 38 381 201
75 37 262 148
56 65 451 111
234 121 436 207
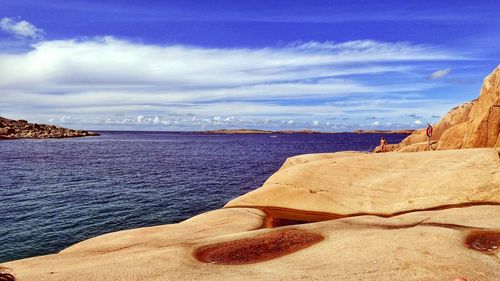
0 0 499 131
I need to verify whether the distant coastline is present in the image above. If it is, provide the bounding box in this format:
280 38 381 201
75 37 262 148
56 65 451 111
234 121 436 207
351 129 415 134
200 129 415 135
0 117 415 140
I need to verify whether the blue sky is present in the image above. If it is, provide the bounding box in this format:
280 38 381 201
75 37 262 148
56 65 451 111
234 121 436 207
0 0 499 131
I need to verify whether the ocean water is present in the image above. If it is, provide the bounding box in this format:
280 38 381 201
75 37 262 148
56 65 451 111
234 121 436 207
0 131 407 263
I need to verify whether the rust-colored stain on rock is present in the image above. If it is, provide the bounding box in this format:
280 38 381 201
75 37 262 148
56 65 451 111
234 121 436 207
194 229 324 264
464 230 500 252
264 216 312 228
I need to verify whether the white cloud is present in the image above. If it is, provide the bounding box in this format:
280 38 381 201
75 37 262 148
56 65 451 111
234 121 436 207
413 119 423 125
0 37 454 91
0 17 44 39
0 37 465 130
291 40 436 58
372 121 380 126
428 68 451 80
59 115 72 123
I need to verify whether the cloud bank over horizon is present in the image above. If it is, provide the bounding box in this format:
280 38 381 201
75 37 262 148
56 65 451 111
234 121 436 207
0 33 485 131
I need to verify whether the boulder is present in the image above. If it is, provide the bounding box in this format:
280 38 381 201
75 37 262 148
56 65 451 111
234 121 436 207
437 122 469 150
0 127 14 135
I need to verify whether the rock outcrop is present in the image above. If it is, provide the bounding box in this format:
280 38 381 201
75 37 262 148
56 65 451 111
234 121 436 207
383 65 500 152
0 117 98 139
226 149 500 219
3 149 499 281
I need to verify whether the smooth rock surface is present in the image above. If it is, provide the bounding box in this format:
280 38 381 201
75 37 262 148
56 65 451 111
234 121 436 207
278 151 366 170
4 206 499 281
3 208 266 281
226 148 500 218
3 148 499 281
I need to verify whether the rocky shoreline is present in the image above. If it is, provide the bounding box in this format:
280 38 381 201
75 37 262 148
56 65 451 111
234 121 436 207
4 148 498 281
0 117 99 140
2 67 499 280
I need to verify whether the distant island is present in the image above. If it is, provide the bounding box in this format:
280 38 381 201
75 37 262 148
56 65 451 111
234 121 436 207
351 129 415 134
0 117 415 139
0 116 99 140
201 129 415 134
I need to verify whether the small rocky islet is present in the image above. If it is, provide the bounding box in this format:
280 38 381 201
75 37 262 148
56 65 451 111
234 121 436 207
2 66 500 280
0 117 98 140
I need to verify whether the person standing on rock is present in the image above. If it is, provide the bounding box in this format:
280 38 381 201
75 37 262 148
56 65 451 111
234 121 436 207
425 123 433 150
380 136 388 152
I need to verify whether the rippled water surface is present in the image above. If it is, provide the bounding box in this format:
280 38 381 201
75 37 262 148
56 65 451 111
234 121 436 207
0 131 407 262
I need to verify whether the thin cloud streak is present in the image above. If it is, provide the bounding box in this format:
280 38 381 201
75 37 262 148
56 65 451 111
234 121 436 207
428 68 452 80
36 1 494 24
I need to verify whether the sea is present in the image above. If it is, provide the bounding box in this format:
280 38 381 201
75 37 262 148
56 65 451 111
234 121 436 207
0 131 407 263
